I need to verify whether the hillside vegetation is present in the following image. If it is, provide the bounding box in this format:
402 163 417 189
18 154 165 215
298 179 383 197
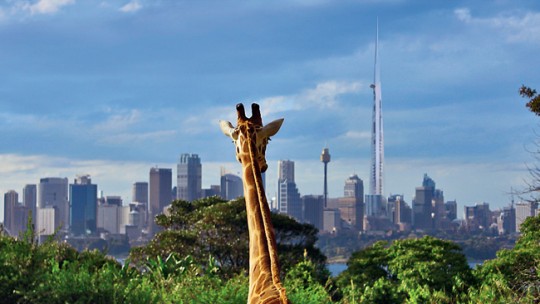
1 197 539 303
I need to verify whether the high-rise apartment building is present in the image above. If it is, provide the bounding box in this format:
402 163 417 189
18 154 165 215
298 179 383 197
38 177 69 234
177 154 202 201
69 175 97 236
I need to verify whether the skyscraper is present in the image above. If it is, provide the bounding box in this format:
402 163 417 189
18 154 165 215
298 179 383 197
220 173 243 200
369 21 384 197
69 175 98 236
344 174 364 200
23 184 37 228
149 167 172 235
132 182 149 204
3 190 19 235
277 160 302 220
132 182 149 227
302 195 324 231
412 186 434 230
339 175 364 230
515 201 538 232
365 22 385 220
177 153 202 201
278 160 295 183
38 177 69 233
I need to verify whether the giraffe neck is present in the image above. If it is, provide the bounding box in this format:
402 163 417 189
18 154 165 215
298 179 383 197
242 134 288 304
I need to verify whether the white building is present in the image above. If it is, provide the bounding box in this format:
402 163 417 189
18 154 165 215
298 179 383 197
37 207 55 237
515 201 538 232
97 204 130 234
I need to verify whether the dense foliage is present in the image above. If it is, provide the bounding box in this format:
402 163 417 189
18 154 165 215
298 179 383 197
336 236 475 303
1 199 539 302
130 196 329 282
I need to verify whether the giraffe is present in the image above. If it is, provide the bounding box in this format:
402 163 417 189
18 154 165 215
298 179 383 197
220 103 289 304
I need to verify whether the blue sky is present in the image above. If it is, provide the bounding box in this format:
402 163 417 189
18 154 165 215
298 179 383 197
1 0 540 220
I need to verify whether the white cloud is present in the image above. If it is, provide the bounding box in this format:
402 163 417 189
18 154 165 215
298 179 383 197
0 7 7 22
257 80 364 116
185 80 364 135
340 131 371 140
454 7 540 44
454 8 471 23
119 0 141 13
24 0 75 15
94 108 141 132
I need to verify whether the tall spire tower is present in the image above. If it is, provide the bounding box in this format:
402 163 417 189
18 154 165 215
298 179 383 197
369 20 384 196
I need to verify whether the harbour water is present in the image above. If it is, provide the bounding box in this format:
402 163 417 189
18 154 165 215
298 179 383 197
327 263 347 277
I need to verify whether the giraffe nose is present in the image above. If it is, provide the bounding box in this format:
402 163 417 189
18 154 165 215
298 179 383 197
261 163 268 172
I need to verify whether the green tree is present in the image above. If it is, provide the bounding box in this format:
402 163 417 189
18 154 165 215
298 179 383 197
130 196 328 282
337 236 474 303
284 253 333 304
472 215 540 302
387 236 474 303
337 241 390 289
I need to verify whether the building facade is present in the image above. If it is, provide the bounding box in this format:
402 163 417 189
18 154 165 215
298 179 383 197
3 190 20 236
149 167 172 235
279 180 302 221
515 201 538 232
38 177 69 234
177 153 202 202
132 182 148 204
23 184 37 228
69 175 98 236
412 186 434 230
302 195 324 231
220 173 243 200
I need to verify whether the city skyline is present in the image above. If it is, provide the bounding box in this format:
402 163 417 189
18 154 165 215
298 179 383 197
0 1 540 220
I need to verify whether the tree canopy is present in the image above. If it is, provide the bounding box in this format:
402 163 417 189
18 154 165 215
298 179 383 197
130 196 328 282
336 236 474 303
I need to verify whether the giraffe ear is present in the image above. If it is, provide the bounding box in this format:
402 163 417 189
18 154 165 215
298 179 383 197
219 120 239 140
260 118 284 138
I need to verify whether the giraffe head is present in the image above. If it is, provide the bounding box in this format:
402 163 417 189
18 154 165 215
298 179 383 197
220 103 283 172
